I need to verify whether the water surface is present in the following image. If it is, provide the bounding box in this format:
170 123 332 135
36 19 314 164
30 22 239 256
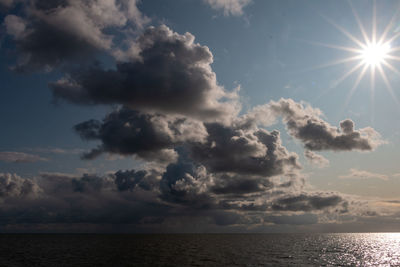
0 233 399 266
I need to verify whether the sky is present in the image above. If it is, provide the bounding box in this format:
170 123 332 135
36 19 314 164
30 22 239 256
0 0 400 233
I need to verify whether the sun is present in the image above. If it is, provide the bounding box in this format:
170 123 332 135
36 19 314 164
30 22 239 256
306 1 400 113
361 42 391 67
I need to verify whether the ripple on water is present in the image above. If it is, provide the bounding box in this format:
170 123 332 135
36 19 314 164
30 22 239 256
0 233 400 266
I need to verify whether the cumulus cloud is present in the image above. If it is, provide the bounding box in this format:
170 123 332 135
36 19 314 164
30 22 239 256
0 173 40 198
339 168 388 181
304 150 329 168
190 123 300 176
50 25 240 121
246 98 384 152
204 0 251 16
74 107 207 162
0 151 47 163
3 0 149 71
115 169 159 191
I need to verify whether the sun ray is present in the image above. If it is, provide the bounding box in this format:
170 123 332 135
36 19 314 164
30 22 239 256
384 54 400 61
296 39 361 53
381 60 400 76
348 0 370 44
331 61 364 88
372 0 377 44
377 64 400 106
370 65 376 124
320 13 366 49
344 64 369 107
385 32 400 45
378 5 400 44
289 55 363 75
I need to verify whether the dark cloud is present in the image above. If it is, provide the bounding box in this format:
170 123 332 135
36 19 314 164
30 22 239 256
3 0 148 71
0 151 47 163
264 213 318 225
71 173 112 193
271 193 347 212
114 169 158 191
50 25 239 121
0 0 14 10
160 157 214 207
190 123 300 176
211 174 273 195
74 107 207 162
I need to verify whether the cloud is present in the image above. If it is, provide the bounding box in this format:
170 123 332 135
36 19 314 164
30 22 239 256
0 173 40 198
190 123 300 176
271 192 348 212
3 0 149 71
248 98 385 152
204 0 251 16
211 173 273 195
50 25 240 122
304 150 329 168
339 168 388 181
0 0 14 9
27 147 84 154
115 169 158 191
74 107 207 163
0 152 47 163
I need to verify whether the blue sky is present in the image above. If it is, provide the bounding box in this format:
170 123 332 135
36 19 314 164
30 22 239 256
1 0 400 232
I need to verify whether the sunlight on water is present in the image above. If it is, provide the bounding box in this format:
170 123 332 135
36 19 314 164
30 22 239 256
315 233 400 266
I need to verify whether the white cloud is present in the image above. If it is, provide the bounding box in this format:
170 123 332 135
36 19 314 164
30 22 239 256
204 0 251 16
339 168 388 181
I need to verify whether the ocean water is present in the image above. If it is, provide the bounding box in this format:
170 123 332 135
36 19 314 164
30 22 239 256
0 233 399 266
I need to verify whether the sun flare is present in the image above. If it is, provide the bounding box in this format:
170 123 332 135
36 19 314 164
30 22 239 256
361 42 391 67
309 1 400 113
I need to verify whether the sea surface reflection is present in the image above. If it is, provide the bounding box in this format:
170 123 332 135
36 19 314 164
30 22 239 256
0 233 400 266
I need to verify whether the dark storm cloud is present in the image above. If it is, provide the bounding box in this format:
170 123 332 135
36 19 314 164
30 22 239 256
190 123 300 176
3 0 148 71
271 193 347 212
74 107 207 162
0 151 47 163
50 25 240 121
268 98 384 151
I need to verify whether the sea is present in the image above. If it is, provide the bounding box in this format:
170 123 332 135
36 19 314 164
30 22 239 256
0 233 399 266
